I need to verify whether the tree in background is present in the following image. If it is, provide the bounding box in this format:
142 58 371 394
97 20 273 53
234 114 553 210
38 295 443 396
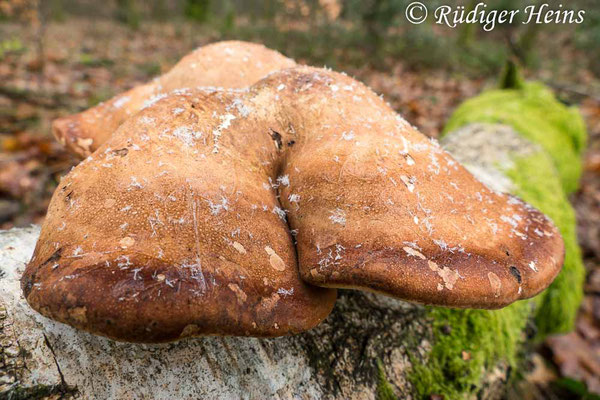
185 0 211 22
355 0 405 58
115 0 140 29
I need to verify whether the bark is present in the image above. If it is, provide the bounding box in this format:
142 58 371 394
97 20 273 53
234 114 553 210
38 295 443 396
0 123 532 400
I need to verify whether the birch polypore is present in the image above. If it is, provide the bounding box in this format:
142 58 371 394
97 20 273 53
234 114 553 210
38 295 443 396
23 67 564 343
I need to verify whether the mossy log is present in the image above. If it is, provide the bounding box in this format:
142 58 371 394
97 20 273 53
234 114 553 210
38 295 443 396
444 82 587 194
0 95 585 400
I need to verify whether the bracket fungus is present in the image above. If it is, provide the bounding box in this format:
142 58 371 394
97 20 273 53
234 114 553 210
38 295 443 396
52 41 296 158
22 65 564 343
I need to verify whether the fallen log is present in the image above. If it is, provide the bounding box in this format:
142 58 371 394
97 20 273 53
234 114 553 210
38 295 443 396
0 79 586 400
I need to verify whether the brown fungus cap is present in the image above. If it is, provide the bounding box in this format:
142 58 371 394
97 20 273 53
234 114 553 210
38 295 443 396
52 41 296 158
23 67 564 342
23 81 335 343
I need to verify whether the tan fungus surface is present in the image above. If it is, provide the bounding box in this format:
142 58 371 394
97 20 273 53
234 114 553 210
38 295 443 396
23 66 564 342
52 41 296 158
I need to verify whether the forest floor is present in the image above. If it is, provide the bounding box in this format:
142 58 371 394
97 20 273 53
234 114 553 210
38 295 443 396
0 18 599 399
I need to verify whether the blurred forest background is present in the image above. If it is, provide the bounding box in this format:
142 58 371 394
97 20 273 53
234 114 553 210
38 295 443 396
0 0 599 398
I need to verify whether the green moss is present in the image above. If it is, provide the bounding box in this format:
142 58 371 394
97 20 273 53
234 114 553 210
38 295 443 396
410 302 532 399
376 359 399 400
444 82 587 193
506 153 585 336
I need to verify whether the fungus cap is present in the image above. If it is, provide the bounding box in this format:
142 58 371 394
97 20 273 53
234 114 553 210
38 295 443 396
52 41 296 158
23 66 564 342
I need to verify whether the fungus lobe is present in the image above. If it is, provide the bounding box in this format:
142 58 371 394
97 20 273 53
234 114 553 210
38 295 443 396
22 65 564 342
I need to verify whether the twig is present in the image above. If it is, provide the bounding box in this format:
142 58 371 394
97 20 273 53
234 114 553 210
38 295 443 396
544 81 600 103
0 86 73 109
